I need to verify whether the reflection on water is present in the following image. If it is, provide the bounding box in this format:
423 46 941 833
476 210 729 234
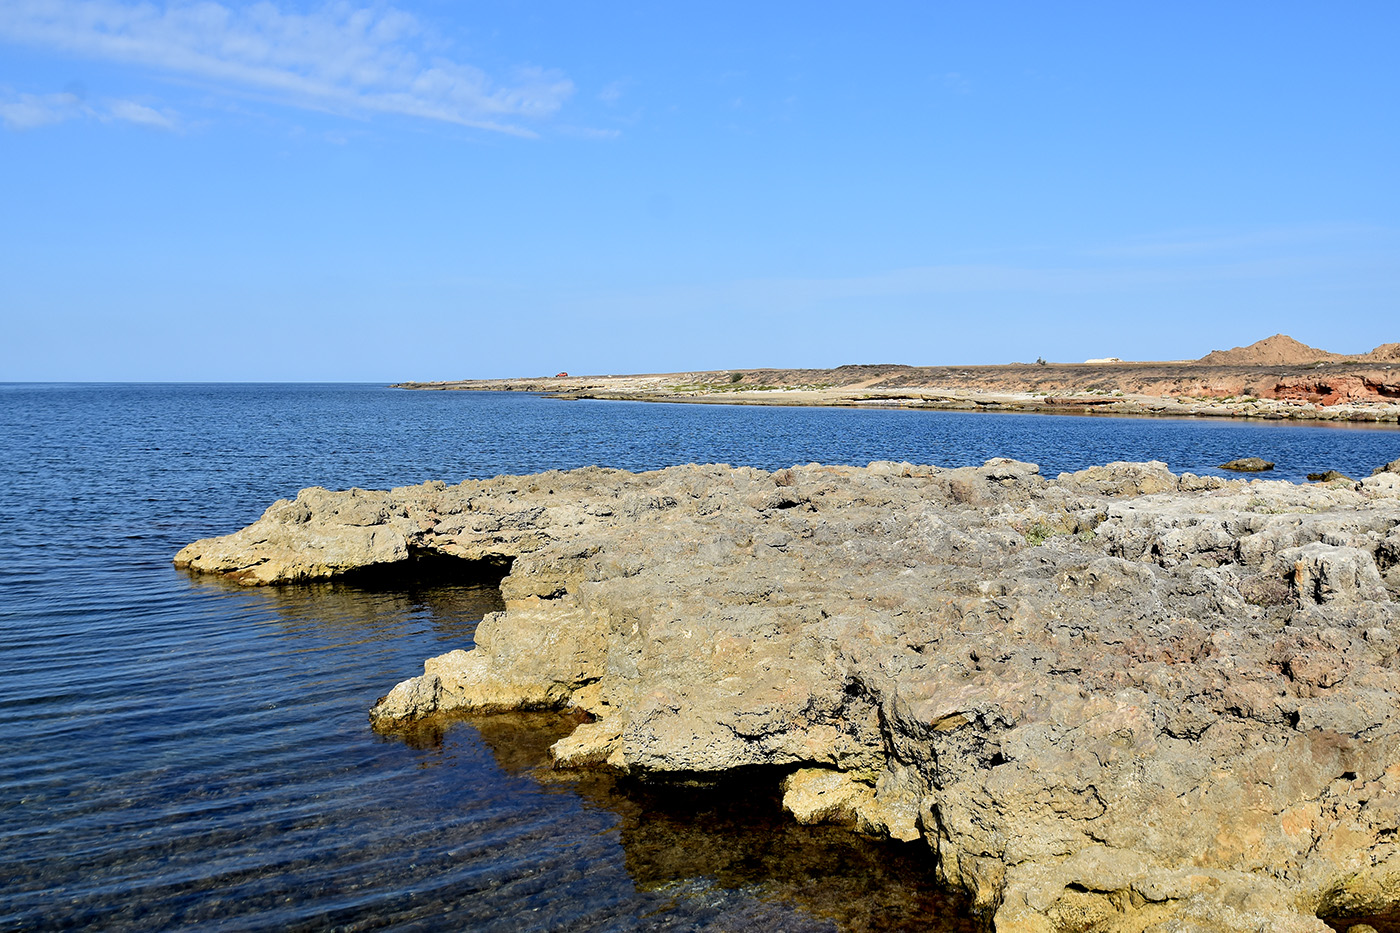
461 712 979 933
3 558 977 932
183 572 506 648
1325 916 1400 933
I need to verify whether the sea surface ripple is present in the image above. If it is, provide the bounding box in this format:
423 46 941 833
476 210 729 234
1 384 1397 932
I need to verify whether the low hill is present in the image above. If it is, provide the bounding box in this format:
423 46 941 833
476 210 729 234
1198 334 1343 366
1362 342 1400 362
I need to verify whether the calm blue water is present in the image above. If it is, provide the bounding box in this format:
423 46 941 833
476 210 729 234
1 384 1397 933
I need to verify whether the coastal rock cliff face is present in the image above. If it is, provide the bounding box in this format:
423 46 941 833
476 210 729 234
175 461 1400 932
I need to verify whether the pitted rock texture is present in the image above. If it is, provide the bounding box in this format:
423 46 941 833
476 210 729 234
176 460 1400 932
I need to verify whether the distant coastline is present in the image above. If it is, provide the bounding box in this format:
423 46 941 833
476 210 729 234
396 334 1400 424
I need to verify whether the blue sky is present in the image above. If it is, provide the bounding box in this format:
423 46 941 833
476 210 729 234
1 1 1396 381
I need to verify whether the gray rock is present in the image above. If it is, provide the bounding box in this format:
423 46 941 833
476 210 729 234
177 460 1400 932
1373 458 1400 476
1279 542 1389 606
173 487 412 584
1056 459 1177 496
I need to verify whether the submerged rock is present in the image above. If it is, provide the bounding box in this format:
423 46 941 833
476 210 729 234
177 459 1400 932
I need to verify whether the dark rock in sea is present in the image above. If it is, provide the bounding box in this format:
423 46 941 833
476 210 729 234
1308 470 1358 483
1374 458 1400 476
1221 456 1276 472
176 460 1400 933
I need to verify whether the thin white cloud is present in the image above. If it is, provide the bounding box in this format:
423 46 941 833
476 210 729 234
0 0 573 135
0 87 179 129
0 90 84 128
106 97 177 128
556 124 620 140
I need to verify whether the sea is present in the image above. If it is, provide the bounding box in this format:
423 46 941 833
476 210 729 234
2 383 1398 933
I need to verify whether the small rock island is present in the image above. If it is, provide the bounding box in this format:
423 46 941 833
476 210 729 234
176 459 1400 932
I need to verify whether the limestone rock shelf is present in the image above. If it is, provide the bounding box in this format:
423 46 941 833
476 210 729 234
176 460 1400 933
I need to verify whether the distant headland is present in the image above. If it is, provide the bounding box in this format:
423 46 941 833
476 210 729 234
395 335 1400 423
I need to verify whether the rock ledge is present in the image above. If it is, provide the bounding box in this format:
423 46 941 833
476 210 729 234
176 460 1400 932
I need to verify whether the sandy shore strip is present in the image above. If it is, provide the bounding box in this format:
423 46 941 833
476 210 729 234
394 361 1400 424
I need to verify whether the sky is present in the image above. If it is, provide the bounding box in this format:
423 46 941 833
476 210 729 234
1 1 1397 381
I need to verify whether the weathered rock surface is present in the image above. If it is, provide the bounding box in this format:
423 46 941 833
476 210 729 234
1220 457 1275 472
176 460 1400 932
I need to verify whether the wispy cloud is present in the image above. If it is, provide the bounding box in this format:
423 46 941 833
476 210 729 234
1085 224 1395 260
556 124 620 140
106 96 178 128
0 89 82 129
0 0 574 135
0 87 179 129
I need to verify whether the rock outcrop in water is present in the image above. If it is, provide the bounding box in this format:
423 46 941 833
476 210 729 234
175 461 1400 932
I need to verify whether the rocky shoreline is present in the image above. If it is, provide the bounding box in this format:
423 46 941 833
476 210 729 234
400 372 1400 423
393 336 1400 424
176 460 1400 932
